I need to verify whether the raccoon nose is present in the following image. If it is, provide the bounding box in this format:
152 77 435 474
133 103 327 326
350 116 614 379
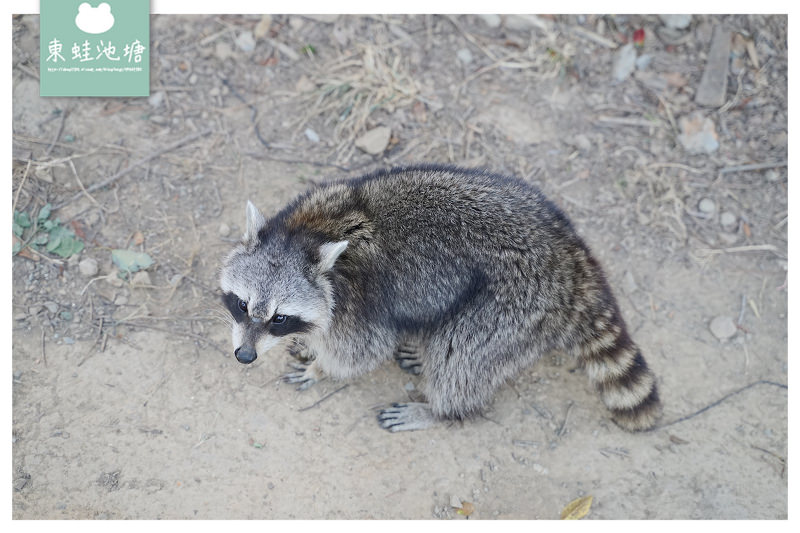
234 346 257 364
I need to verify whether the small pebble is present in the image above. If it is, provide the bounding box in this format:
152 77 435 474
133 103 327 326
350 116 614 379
148 91 164 108
450 495 463 508
44 301 58 314
304 128 320 143
720 211 737 230
235 31 256 53
698 198 716 214
79 257 99 277
218 223 231 237
188 73 198 85
132 271 152 286
456 48 473 65
355 126 391 155
169 274 183 287
13 370 23 381
612 43 637 82
659 14 692 30
14 478 29 492
709 315 737 341
404 381 415 391
64 337 75 345
114 295 128 306
478 14 501 28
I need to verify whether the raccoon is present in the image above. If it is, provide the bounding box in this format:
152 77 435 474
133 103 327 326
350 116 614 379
219 165 661 432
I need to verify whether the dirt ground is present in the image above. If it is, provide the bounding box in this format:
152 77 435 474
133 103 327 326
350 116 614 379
11 14 788 519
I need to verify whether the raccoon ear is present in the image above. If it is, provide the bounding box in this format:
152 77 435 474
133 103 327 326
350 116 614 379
243 201 267 246
318 241 349 272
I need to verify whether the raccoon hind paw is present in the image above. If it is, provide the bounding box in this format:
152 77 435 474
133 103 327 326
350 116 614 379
377 402 437 432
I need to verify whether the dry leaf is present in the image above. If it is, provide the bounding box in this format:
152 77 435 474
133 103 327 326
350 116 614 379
456 501 474 517
742 221 751 239
133 231 145 246
560 495 593 520
12 234 40 262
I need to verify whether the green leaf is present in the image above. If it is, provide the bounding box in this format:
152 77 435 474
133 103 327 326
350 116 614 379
45 225 84 258
37 203 52 222
12 241 21 254
33 233 49 246
46 234 62 252
42 220 56 231
14 211 31 229
111 249 154 274
12 222 24 237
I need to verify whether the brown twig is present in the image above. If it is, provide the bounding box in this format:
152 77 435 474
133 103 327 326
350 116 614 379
12 158 32 214
54 128 213 210
43 108 69 158
298 384 349 412
656 380 788 430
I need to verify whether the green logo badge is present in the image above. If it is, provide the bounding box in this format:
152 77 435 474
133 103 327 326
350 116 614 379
40 1 150 97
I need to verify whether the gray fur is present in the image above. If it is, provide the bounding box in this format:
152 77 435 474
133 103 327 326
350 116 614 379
220 165 662 432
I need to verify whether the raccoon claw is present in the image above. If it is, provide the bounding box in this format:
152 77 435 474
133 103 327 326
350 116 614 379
377 402 437 432
395 356 422 375
394 346 423 375
282 361 322 391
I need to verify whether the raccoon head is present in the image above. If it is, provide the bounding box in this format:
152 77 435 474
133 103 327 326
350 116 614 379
220 201 348 364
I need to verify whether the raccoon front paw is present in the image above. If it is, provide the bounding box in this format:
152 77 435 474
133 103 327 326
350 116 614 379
282 360 323 391
288 338 315 363
377 402 437 432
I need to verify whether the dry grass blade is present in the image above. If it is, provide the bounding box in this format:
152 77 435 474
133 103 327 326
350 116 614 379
293 43 420 152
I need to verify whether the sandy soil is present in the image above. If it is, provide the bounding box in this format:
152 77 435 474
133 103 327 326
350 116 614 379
11 14 787 519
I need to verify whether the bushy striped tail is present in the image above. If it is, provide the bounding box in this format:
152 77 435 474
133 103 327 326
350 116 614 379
579 311 662 431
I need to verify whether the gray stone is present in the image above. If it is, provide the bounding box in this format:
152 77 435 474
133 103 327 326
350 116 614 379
698 198 716 214
218 223 231 237
44 301 58 314
148 91 164 108
450 495 463 508
79 257 99 277
235 31 256 53
720 211 737 229
709 315 737 341
659 15 692 30
304 128 320 143
457 48 473 65
572 134 592 152
478 14 501 28
132 271 151 287
404 381 415 391
612 43 637 82
695 25 731 107
355 127 391 155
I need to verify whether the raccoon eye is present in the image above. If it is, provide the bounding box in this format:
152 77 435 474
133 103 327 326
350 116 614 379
237 298 248 313
272 314 287 324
